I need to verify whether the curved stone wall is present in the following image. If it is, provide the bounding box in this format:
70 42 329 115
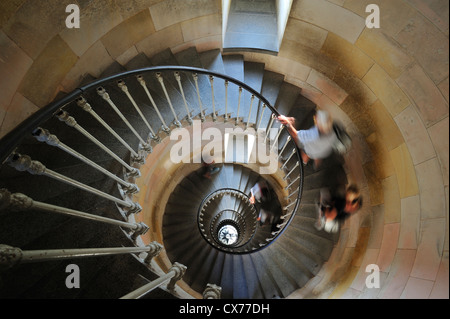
0 0 447 298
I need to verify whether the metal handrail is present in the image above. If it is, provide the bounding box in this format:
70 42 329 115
0 65 303 255
1 66 276 162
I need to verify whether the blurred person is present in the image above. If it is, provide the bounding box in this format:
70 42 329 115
201 154 220 179
249 181 281 232
315 184 363 233
278 110 338 169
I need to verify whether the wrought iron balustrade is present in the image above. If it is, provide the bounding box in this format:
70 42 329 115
0 65 304 297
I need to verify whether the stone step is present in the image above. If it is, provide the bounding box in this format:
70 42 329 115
243 61 265 124
174 47 214 114
199 49 228 117
224 0 278 53
256 70 284 128
222 54 245 117
275 82 303 116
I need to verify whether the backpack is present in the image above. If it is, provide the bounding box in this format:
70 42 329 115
332 122 352 154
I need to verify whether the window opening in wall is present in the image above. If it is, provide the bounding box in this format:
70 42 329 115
224 132 254 163
222 0 293 53
217 223 239 246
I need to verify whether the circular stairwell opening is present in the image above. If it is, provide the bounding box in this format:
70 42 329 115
198 185 263 253
162 163 285 255
217 222 239 246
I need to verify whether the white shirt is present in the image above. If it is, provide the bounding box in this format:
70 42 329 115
251 184 263 202
296 126 338 159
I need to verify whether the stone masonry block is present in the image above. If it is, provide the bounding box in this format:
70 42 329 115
0 31 33 111
284 18 328 51
389 143 419 198
356 28 413 79
18 35 78 107
3 0 72 59
427 116 449 186
290 0 365 44
395 12 449 84
100 9 156 59
60 0 124 57
396 64 449 128
362 64 410 118
415 157 446 220
394 105 436 165
320 32 374 79
149 0 220 31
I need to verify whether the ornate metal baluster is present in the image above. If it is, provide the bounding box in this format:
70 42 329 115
76 97 145 163
56 110 140 177
120 262 187 298
192 73 205 121
283 162 300 181
224 80 229 122
156 73 181 127
256 103 266 131
97 87 152 153
264 114 276 143
32 127 139 194
6 153 141 216
271 125 285 151
143 241 163 266
174 72 193 125
0 189 148 239
277 135 291 156
235 87 242 125
209 75 217 121
137 75 170 133
117 80 159 141
285 175 301 191
246 95 255 129
0 245 158 269
279 218 293 230
285 186 300 200
203 283 222 299
281 148 296 170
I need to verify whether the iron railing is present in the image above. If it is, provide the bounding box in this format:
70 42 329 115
0 66 304 297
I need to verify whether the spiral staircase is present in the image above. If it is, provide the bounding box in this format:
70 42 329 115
0 46 348 299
